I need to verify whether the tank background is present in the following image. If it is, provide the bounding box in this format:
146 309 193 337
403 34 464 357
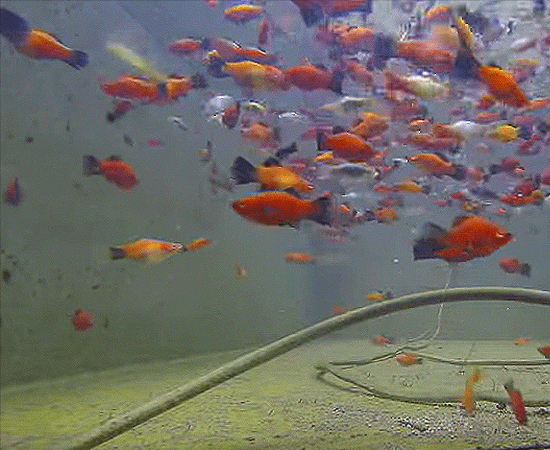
1 0 549 387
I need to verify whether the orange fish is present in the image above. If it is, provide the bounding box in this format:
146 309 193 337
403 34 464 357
184 237 212 252
110 237 183 264
222 100 240 129
372 208 399 223
408 152 465 180
0 7 88 69
72 310 93 331
503 380 527 424
165 74 208 99
396 39 455 74
396 354 422 366
371 334 393 345
167 38 204 56
337 27 375 50
284 61 344 94
101 76 164 100
366 291 392 303
413 216 513 263
343 58 374 86
232 191 333 226
514 336 532 345
538 345 550 359
207 56 289 90
231 154 313 192
83 155 139 189
285 252 316 264
4 176 23 206
317 130 375 163
350 113 390 139
499 259 531 277
241 122 280 147
224 3 263 24
462 368 481 415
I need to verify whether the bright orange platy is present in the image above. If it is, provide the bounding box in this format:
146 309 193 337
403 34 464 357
82 155 139 189
284 252 316 264
110 237 183 264
463 368 481 415
184 237 212 252
224 3 263 24
396 354 422 366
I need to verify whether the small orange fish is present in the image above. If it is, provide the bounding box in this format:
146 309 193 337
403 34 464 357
224 3 263 24
318 131 375 163
110 237 183 264
373 208 399 223
408 152 465 179
462 368 482 415
514 336 532 345
231 153 313 192
207 57 289 90
232 191 333 226
414 216 513 263
82 155 139 189
337 27 375 50
72 310 93 331
241 122 280 147
167 38 204 56
222 100 240 129
165 74 208 99
4 176 23 206
284 61 344 94
350 113 390 139
371 334 393 345
504 380 527 424
0 7 88 69
396 354 422 366
396 39 455 74
499 259 531 277
343 58 374 86
285 252 316 264
106 99 134 123
101 76 164 100
184 237 212 252
366 291 392 303
538 345 550 359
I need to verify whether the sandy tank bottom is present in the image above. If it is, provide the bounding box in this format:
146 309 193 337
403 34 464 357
1 338 549 450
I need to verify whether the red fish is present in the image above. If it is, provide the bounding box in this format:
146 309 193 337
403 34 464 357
408 152 465 179
83 155 139 189
101 76 165 100
222 100 240 129
499 259 531 277
73 310 93 331
371 334 393 345
317 130 375 163
538 345 550 359
147 137 164 146
503 380 527 424
4 177 22 206
232 191 333 226
106 99 133 123
284 61 344 94
0 7 88 69
414 216 513 263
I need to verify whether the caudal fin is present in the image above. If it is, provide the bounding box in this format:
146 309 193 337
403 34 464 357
328 70 344 95
109 246 125 260
0 7 31 45
413 222 447 260
66 50 88 69
231 156 257 184
83 155 101 176
312 193 334 226
191 73 208 89
296 2 324 27
520 263 531 277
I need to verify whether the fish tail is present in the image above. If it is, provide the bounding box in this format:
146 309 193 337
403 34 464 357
231 156 257 184
65 49 89 69
82 155 101 176
190 72 208 89
0 7 31 45
109 246 126 260
328 69 344 95
519 263 531 277
205 54 227 78
451 14 481 80
450 164 467 181
296 2 324 27
312 193 334 226
413 222 447 260
316 131 325 152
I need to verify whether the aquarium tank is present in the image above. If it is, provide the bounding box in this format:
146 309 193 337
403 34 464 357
1 1 549 449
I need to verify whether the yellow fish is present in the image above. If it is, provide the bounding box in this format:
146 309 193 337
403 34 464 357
487 125 518 141
107 42 166 82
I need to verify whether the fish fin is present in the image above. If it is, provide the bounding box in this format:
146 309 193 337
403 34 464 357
520 263 531 277
0 7 31 45
450 164 467 181
191 72 208 89
262 156 281 167
332 125 346 134
201 37 211 50
275 141 297 160
272 126 281 143
451 215 470 227
296 2 325 27
109 246 125 260
65 50 89 70
312 193 334 226
231 156 257 184
106 112 116 123
107 155 123 161
360 208 376 222
328 70 345 95
206 54 227 78
316 131 325 152
413 222 447 260
82 155 101 176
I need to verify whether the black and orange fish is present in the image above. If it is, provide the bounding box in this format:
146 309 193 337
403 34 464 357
83 155 139 189
284 60 344 94
0 7 88 69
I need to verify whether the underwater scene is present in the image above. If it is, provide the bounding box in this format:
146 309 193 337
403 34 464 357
1 1 550 449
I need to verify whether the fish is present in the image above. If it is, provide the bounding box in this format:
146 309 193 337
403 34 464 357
487 125 519 142
463 368 481 415
72 310 93 331
371 334 393 345
350 113 389 139
284 252 316 264
106 99 133 123
257 18 269 46
384 70 450 99
224 3 263 24
319 96 374 118
83 155 139 189
106 42 165 82
184 237 212 252
499 259 531 277
4 177 22 206
110 237 183 264
165 74 208 99
413 216 514 263
241 122 280 147
101 76 165 100
231 153 313 192
408 152 466 180
343 58 374 86
222 100 240 129
208 162 234 195
284 60 344 94
538 345 550 359
167 38 204 56
396 353 422 366
0 7 88 69
366 290 392 303
514 336 532 345
503 380 528 424
232 191 333 226
317 130 375 163
235 264 248 277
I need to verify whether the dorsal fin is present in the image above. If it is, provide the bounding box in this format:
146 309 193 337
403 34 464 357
451 215 470 227
263 156 281 167
107 155 123 161
332 125 346 134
